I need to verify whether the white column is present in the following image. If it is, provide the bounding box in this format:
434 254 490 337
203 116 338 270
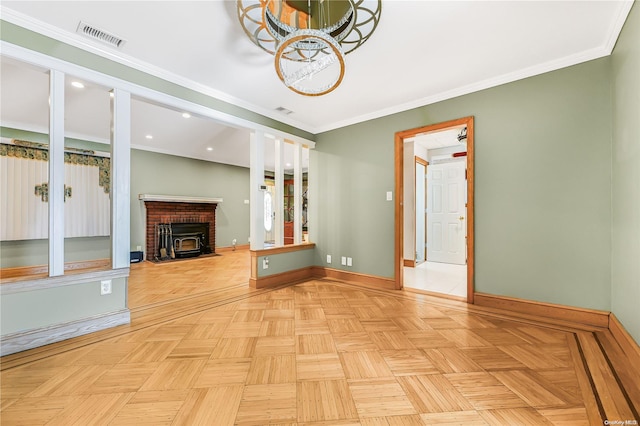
48 70 65 277
250 131 265 250
274 138 284 246
111 88 131 269
293 141 303 244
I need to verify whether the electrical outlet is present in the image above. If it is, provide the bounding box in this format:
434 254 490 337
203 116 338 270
244 199 250 204
263 257 269 269
136 245 141 251
341 256 347 266
347 257 353 267
100 280 112 295
326 255 331 264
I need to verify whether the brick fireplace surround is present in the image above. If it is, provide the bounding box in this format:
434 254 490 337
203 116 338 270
142 200 218 261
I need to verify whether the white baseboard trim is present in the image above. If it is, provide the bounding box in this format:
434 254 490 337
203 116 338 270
1 309 131 357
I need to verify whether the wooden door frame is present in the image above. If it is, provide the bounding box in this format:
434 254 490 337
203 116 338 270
394 116 475 303
415 156 428 265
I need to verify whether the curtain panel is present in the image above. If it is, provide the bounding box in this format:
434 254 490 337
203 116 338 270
0 141 110 241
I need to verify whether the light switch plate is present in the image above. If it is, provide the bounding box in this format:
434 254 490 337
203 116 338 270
386 191 393 201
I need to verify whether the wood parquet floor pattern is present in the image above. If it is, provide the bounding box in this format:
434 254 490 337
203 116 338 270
127 250 251 309
2 275 639 424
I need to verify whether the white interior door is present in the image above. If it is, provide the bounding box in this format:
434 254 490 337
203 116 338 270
415 161 426 263
427 160 466 264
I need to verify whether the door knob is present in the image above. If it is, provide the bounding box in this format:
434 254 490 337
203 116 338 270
459 216 465 220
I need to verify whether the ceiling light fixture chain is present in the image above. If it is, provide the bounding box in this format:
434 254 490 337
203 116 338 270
237 0 381 96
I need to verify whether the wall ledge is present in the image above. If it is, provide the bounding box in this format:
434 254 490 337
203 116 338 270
0 267 129 295
0 258 111 282
251 242 315 256
0 308 130 356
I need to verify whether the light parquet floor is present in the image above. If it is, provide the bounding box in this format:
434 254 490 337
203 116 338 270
1 253 639 425
127 250 251 309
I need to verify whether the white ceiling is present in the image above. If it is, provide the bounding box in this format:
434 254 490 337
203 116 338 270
0 0 633 167
412 127 466 151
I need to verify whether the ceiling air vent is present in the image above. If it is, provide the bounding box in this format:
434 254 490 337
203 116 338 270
76 21 126 48
275 106 293 115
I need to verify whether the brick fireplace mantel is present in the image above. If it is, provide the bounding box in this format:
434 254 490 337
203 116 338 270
140 194 222 261
139 194 223 204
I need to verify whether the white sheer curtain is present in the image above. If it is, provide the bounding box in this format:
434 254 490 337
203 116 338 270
64 161 110 237
0 145 110 241
0 155 49 240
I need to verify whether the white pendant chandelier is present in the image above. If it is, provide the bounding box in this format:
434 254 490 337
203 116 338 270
237 0 382 96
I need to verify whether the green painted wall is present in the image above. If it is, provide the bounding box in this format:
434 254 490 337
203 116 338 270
0 240 48 268
257 248 315 277
310 119 396 279
611 2 640 344
0 126 109 152
314 57 613 311
130 149 250 254
0 277 126 335
1 237 111 269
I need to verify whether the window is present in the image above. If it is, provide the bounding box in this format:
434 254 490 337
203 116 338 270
264 190 273 232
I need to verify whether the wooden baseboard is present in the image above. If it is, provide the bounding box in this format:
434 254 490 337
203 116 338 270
0 309 130 357
474 292 610 330
311 267 396 290
403 259 415 267
609 313 640 367
1 258 111 280
216 244 250 253
250 266 314 289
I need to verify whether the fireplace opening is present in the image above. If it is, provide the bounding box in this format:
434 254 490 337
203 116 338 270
156 222 212 260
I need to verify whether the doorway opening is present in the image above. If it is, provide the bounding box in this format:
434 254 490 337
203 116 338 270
394 117 474 303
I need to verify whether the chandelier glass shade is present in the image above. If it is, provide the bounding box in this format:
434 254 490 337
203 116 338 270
275 29 345 96
237 0 381 96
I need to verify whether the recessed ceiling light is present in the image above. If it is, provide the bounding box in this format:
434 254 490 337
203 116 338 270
182 112 191 119
206 147 213 151
109 92 114 98
71 81 85 89
286 163 292 167
145 135 153 140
